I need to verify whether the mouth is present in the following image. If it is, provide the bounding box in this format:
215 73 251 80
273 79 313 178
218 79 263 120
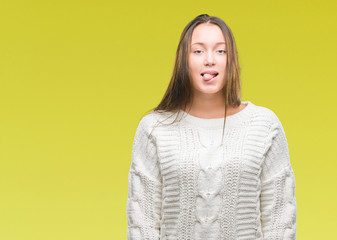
201 73 218 77
201 72 219 81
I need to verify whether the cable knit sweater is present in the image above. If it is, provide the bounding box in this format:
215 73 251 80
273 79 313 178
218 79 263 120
126 100 297 240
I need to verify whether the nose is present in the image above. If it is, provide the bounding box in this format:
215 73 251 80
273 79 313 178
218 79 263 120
204 51 215 66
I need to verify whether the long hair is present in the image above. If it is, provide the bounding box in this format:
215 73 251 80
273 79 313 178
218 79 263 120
144 14 242 143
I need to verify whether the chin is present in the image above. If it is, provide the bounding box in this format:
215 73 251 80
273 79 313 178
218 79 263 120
197 87 222 95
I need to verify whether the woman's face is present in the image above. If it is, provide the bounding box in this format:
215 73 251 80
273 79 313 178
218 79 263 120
188 23 227 95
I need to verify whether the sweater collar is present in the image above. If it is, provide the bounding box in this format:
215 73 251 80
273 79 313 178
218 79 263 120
177 100 255 129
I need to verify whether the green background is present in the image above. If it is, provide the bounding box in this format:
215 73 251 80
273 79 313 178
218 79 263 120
0 0 336 239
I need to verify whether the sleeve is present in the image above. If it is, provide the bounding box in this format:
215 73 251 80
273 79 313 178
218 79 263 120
126 117 163 240
259 112 297 239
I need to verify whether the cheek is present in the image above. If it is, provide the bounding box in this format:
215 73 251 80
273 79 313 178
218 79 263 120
189 62 201 78
218 56 227 65
188 65 199 86
188 57 197 69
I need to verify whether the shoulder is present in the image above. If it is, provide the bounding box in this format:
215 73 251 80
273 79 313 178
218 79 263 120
137 111 159 129
252 104 289 147
136 110 178 136
247 102 288 144
251 103 283 128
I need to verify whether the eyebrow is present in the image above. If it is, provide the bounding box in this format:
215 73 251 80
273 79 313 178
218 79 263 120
191 42 226 46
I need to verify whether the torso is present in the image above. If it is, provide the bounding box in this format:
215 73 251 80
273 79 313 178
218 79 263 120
141 101 276 239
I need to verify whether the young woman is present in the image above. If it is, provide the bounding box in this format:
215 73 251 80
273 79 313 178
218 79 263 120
126 14 297 239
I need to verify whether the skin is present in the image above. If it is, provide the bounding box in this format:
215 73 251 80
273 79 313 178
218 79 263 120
185 23 247 119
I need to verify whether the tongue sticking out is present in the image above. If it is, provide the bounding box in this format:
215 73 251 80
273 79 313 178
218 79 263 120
202 73 216 81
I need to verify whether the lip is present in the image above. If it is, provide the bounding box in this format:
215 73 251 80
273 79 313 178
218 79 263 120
201 70 218 76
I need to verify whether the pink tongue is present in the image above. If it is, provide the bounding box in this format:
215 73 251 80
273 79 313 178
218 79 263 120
202 73 215 81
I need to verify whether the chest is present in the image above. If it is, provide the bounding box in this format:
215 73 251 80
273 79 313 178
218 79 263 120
154 124 266 186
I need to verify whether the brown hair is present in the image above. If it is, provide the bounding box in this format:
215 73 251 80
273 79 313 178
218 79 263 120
144 14 242 142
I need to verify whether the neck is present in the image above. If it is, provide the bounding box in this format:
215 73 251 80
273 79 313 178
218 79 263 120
184 91 231 118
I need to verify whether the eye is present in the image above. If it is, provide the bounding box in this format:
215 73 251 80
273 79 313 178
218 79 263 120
193 50 203 54
218 50 227 54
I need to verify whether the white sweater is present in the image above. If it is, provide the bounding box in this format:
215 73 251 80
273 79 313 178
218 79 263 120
126 100 297 240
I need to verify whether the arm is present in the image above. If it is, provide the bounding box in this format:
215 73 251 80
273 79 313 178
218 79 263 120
126 117 162 240
260 113 297 239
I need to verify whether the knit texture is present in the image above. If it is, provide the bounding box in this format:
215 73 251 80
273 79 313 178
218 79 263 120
126 100 297 240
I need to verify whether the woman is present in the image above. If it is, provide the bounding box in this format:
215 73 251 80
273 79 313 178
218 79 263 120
126 14 297 239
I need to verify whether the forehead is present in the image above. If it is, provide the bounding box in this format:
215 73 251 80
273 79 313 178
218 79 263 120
191 23 226 45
